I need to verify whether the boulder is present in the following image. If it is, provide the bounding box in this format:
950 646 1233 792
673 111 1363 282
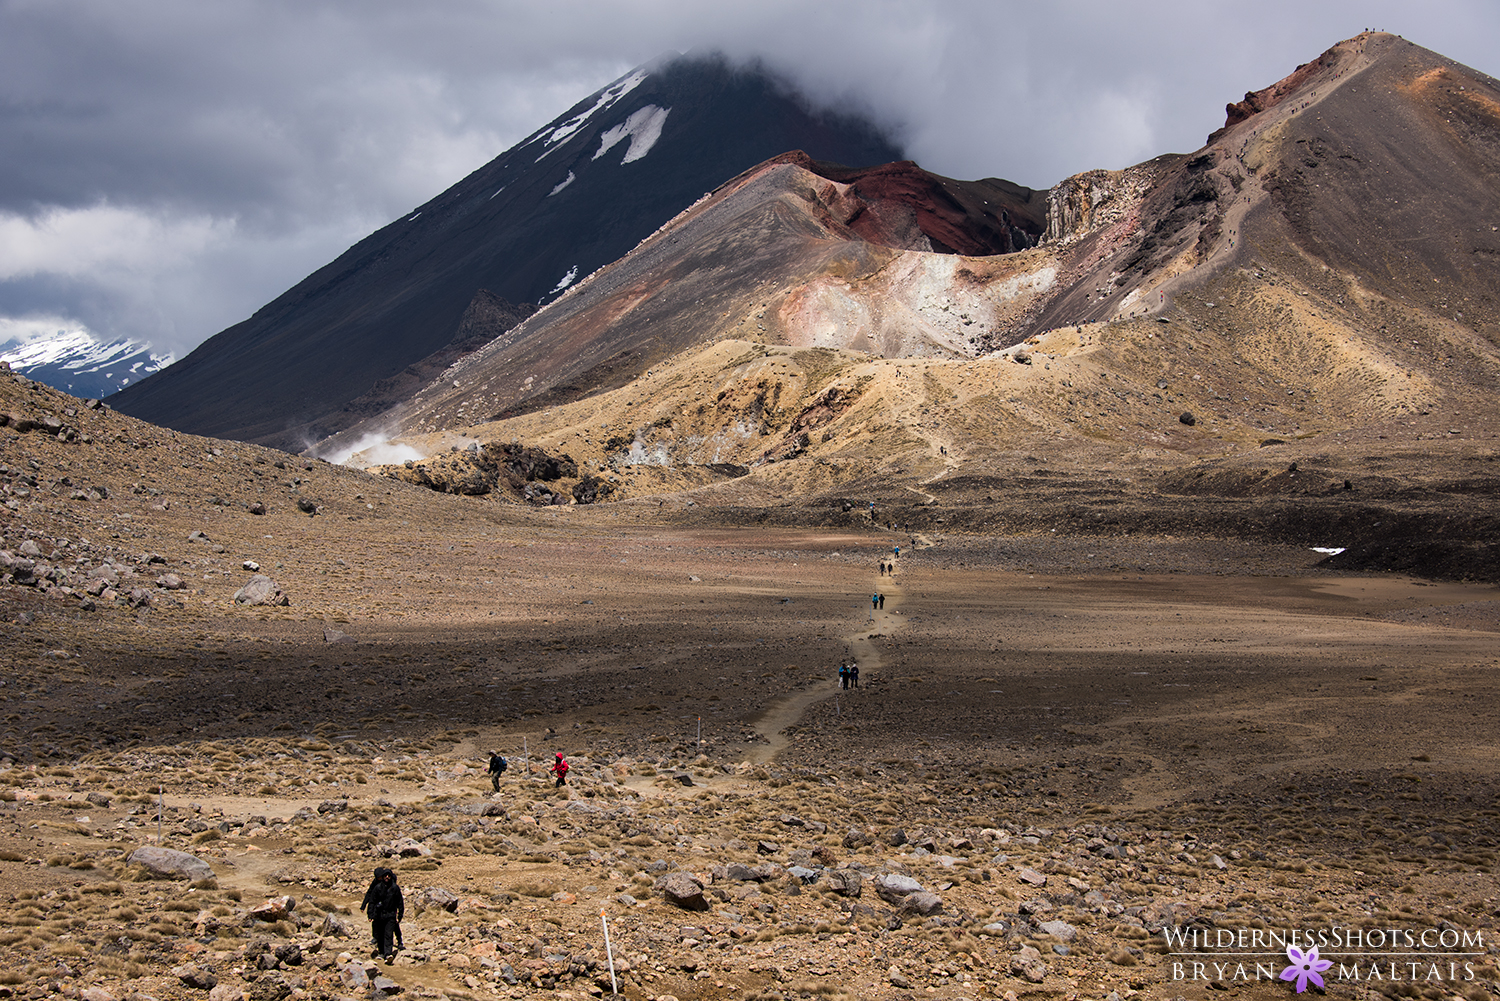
247 896 296 922
337 963 368 991
370 975 403 998
656 873 709 911
172 964 219 990
127 845 214 882
390 837 432 857
825 869 863 897
903 891 943 916
1011 945 1048 983
873 873 923 905
414 887 460 914
883 827 908 846
320 912 355 938
233 575 289 606
1017 866 1048 886
1038 919 1077 942
322 625 354 644
841 827 873 849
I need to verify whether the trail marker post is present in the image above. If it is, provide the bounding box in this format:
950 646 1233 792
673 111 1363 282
601 909 619 995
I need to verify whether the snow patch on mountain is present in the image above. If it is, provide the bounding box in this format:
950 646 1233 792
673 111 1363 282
530 69 649 160
548 266 580 296
0 326 174 398
594 105 671 164
549 172 576 197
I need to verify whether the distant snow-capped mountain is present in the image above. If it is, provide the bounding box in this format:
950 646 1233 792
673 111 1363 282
0 331 174 399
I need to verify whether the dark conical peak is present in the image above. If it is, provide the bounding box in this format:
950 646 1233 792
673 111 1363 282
109 52 905 450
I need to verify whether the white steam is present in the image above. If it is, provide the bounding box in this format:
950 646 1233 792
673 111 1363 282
321 432 426 468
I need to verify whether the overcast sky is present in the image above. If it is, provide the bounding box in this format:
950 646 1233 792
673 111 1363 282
2 0 1495 359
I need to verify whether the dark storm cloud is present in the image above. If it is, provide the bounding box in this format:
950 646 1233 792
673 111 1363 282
1 0 1495 357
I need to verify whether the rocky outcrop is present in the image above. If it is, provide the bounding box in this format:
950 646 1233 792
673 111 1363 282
1044 165 1157 246
765 152 1046 256
384 443 578 501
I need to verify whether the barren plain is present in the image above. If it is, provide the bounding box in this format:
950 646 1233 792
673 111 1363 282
1 371 1498 1001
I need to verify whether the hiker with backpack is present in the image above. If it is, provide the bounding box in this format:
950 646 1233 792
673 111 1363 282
487 751 508 792
550 753 569 787
361 866 404 963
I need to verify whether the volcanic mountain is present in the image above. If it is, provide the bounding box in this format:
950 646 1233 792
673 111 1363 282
108 53 904 451
328 32 1498 575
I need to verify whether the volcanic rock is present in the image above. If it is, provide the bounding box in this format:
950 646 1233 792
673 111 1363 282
127 846 214 882
656 873 709 911
233 575 289 606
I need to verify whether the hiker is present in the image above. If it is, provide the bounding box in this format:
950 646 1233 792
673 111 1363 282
487 751 508 792
361 866 404 963
550 753 569 787
851 663 860 688
871 592 879 612
838 664 849 689
878 593 885 610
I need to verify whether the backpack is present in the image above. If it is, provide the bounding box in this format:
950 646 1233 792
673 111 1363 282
496 756 507 773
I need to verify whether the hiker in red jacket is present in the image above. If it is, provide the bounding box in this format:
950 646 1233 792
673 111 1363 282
550 753 569 787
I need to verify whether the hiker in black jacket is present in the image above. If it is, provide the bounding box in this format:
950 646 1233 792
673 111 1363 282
487 751 508 792
361 866 404 962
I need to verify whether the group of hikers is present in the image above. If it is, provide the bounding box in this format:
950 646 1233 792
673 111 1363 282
363 551 915 965
361 750 570 962
486 750 569 790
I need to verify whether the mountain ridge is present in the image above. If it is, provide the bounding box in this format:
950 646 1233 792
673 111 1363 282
108 52 906 450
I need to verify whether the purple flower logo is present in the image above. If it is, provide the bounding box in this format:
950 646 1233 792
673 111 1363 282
1280 944 1332 993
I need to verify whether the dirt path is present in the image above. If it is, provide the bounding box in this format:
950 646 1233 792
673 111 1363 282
742 563 909 763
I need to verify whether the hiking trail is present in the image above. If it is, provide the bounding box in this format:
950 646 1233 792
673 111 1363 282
742 554 907 764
